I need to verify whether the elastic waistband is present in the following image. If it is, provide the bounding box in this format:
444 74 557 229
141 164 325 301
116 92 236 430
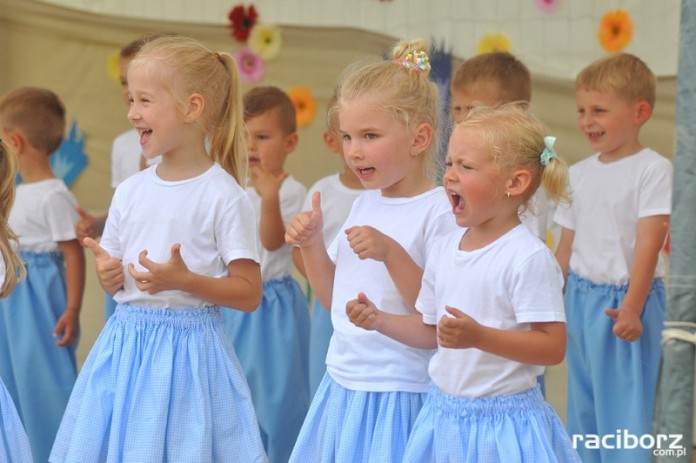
19 250 63 266
112 304 221 327
428 383 546 416
568 271 664 293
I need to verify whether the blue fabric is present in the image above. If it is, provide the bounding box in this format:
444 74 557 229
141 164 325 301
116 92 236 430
0 251 77 463
104 293 117 321
0 379 32 463
309 299 333 398
289 373 425 463
222 276 310 463
404 384 580 463
49 305 267 463
565 272 665 463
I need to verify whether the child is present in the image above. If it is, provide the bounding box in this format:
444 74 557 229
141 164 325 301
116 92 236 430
49 35 267 462
347 103 580 463
554 53 672 463
0 139 32 463
0 87 85 463
451 52 549 242
292 92 364 397
285 38 458 462
221 85 310 463
76 33 164 320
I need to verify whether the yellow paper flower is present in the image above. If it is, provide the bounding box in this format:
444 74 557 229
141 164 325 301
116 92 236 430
288 86 317 128
248 24 282 60
106 50 121 86
599 10 633 52
476 33 512 54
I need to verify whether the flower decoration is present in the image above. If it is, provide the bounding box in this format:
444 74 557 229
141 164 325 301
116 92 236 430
106 50 121 86
232 48 265 84
228 4 258 42
535 0 558 14
288 86 317 128
598 9 633 52
476 33 512 54
248 24 283 60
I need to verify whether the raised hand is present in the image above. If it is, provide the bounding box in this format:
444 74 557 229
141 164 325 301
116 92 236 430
75 206 103 242
344 225 394 262
437 306 482 349
346 292 380 330
128 243 190 294
249 165 288 199
285 191 324 248
83 237 124 295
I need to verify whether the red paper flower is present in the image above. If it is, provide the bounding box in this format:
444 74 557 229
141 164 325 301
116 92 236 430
228 4 258 42
599 10 633 52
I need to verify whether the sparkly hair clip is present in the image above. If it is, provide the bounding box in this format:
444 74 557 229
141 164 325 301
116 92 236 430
540 136 557 166
395 50 431 76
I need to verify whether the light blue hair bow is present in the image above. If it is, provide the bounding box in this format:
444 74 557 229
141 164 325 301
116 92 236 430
540 136 557 166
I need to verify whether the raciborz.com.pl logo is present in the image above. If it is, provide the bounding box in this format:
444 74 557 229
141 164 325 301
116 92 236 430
572 430 687 458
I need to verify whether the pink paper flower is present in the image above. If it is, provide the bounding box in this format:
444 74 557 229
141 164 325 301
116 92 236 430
232 48 265 84
535 0 558 14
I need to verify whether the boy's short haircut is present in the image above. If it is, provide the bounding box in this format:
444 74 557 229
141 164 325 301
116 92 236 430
243 86 297 134
575 53 656 108
0 87 66 155
451 52 532 103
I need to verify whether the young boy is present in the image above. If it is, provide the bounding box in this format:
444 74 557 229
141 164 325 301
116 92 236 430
450 52 549 242
554 53 672 463
292 93 364 397
0 87 85 463
221 86 310 463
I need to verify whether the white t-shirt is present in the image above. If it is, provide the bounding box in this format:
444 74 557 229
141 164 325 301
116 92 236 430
10 179 79 252
246 175 306 281
326 187 458 392
302 173 363 245
554 148 672 284
417 224 566 398
111 129 160 188
101 164 259 308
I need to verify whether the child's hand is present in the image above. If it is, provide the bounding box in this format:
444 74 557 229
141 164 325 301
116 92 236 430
249 166 288 199
344 226 394 262
128 243 190 294
437 306 482 349
83 237 124 294
346 292 380 330
76 207 100 242
285 191 324 248
605 307 643 342
54 311 80 346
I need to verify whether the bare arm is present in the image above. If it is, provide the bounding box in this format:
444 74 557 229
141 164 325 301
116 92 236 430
252 168 289 251
292 246 307 278
438 306 566 365
55 239 85 346
554 227 574 283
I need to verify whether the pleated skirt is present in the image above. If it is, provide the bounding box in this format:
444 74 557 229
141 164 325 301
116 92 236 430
289 373 425 463
403 384 581 463
0 379 32 463
49 305 267 463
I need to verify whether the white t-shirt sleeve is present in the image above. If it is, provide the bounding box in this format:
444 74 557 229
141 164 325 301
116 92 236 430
511 248 566 323
638 156 672 218
217 194 260 265
44 188 79 242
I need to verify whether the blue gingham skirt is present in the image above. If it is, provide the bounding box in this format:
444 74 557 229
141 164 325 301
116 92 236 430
403 384 581 463
49 305 267 463
289 373 425 463
0 379 32 462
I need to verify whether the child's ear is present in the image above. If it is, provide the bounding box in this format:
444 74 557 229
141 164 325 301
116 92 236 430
6 130 26 154
323 131 341 154
184 93 205 122
507 169 532 198
285 131 299 154
412 122 434 156
635 100 653 125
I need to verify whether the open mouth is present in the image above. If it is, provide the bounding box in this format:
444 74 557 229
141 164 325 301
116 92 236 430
356 167 375 177
138 129 152 145
448 190 464 214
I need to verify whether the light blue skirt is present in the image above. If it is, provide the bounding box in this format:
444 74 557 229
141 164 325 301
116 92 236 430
404 384 581 463
289 373 426 463
309 299 333 397
0 379 32 463
0 250 77 463
49 305 267 463
222 276 310 463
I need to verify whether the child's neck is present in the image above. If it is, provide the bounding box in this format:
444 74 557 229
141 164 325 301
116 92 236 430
459 216 521 251
18 158 56 184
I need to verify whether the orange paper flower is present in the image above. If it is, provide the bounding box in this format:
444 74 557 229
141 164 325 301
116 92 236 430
599 10 633 52
288 86 317 128
476 33 512 54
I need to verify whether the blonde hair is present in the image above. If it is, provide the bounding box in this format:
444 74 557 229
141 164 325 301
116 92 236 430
576 53 656 108
0 87 66 155
131 36 247 186
0 140 25 297
334 38 440 182
451 52 532 104
458 103 569 206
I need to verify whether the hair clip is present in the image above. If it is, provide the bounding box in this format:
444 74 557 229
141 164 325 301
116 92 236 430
395 50 431 76
540 136 557 166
